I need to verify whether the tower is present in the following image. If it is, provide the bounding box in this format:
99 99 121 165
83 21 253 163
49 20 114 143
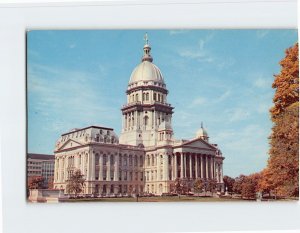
119 34 174 147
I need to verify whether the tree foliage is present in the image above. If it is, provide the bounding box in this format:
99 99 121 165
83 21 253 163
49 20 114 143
172 178 188 195
207 179 217 195
233 175 246 195
270 43 299 118
193 178 204 195
28 176 45 189
66 169 85 197
241 173 260 199
223 175 235 193
267 43 299 198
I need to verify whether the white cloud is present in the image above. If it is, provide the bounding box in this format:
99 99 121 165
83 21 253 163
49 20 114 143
69 43 76 49
177 34 214 63
256 30 269 39
169 30 189 35
214 90 231 103
226 108 250 122
27 63 116 134
189 96 207 107
253 76 271 88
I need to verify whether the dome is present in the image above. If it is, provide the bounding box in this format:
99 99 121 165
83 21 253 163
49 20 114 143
196 128 208 138
196 122 209 140
158 121 172 131
129 61 164 84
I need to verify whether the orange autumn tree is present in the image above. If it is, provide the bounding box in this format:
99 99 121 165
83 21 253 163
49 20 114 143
267 43 299 197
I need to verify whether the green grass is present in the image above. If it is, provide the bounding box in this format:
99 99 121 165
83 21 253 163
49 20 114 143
60 196 253 202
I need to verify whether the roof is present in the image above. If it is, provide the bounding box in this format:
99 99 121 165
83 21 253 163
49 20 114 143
61 125 113 136
27 153 54 160
129 61 165 84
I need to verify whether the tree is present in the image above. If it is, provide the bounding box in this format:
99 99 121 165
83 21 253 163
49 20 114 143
257 168 275 197
233 175 246 195
270 43 299 118
28 176 45 189
193 179 204 196
267 43 299 198
223 175 235 193
172 178 188 198
207 179 217 196
241 173 260 199
66 169 85 197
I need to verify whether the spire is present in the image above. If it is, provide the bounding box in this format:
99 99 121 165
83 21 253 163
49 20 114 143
142 32 153 62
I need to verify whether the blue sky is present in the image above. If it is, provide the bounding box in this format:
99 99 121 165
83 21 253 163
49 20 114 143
27 29 297 177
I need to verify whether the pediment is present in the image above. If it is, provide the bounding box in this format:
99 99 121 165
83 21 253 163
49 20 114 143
57 139 83 151
180 138 216 150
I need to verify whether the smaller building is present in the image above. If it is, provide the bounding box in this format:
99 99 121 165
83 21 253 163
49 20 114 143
27 153 55 189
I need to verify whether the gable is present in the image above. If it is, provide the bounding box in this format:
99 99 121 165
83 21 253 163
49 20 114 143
180 138 216 150
57 139 83 151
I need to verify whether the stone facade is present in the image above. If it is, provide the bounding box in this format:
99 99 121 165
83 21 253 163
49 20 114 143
53 36 224 196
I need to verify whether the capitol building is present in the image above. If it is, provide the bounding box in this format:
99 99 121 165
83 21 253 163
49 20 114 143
53 36 225 196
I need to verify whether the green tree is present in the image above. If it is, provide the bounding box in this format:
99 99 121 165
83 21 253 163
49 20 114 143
223 175 235 193
233 175 246 195
66 169 85 197
193 178 204 196
207 179 217 196
172 178 188 198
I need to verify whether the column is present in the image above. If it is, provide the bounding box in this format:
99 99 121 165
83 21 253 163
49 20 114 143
211 156 214 180
91 153 95 181
106 154 111 181
180 153 184 179
164 154 169 180
184 153 187 178
189 154 192 179
99 154 103 181
114 153 119 181
171 154 175 180
195 154 199 178
201 155 205 179
206 155 209 179
174 154 177 179
220 163 223 182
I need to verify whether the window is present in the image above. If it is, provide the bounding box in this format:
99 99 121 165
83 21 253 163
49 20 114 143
146 93 149 101
95 154 99 165
144 116 149 126
103 155 107 165
129 155 132 166
147 155 150 166
153 93 156 101
140 156 143 167
134 155 137 166
136 94 138 101
160 155 163 165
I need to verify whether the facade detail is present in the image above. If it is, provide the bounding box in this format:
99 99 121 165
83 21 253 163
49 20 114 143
53 36 225 196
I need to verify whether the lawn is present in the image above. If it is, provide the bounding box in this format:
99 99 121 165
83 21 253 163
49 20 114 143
60 196 252 202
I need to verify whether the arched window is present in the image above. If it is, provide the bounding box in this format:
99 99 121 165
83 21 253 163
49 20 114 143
95 154 99 165
103 154 107 165
129 155 132 166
